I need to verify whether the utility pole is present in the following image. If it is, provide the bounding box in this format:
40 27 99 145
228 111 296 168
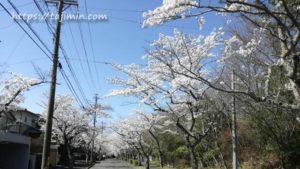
41 1 63 168
91 94 100 163
41 0 77 168
231 70 238 169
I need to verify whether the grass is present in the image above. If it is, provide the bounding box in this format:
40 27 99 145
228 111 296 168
131 159 268 169
132 166 144 169
130 160 192 169
131 160 190 169
150 160 161 167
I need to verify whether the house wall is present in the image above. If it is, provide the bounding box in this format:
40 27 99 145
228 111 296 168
14 111 38 126
0 131 31 144
0 109 40 169
0 143 30 169
0 132 31 169
0 117 12 130
29 155 36 169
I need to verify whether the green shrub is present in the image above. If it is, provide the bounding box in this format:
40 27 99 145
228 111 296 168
134 160 139 166
128 159 133 164
150 160 160 167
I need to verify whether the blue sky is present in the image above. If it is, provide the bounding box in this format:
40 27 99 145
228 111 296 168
0 0 226 121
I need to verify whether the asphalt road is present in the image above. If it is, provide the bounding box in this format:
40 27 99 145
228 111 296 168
90 159 133 169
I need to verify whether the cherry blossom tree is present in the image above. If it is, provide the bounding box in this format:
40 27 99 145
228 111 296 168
76 125 106 164
105 2 300 168
77 130 93 164
41 94 89 169
143 0 300 110
143 4 300 167
84 103 111 119
0 72 46 127
112 113 156 169
107 29 227 169
0 73 44 109
84 102 111 162
133 110 166 168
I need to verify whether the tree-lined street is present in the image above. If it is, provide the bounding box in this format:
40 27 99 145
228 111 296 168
90 159 133 169
0 0 300 169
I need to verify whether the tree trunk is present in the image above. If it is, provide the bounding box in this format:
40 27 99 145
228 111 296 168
145 156 150 169
158 149 164 168
85 152 89 165
173 158 176 168
66 143 74 169
149 130 164 168
199 156 208 168
187 144 198 169
215 139 228 169
231 70 238 169
138 153 142 166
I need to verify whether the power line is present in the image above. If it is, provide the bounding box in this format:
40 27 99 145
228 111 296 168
60 67 85 108
33 0 55 34
4 32 26 62
109 16 143 24
2 1 89 114
83 0 101 93
60 44 89 104
33 0 90 106
64 57 112 65
77 19 97 91
0 1 33 12
7 0 53 55
108 15 199 31
0 3 52 60
2 0 92 116
6 56 113 66
3 1 90 108
66 22 94 95
77 7 145 13
5 57 48 65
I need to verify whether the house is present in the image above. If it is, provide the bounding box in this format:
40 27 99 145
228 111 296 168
0 106 41 169
30 136 60 169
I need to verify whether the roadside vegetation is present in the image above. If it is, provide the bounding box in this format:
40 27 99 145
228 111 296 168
108 1 300 169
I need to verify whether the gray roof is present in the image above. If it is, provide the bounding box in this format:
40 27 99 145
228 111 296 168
0 105 40 117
